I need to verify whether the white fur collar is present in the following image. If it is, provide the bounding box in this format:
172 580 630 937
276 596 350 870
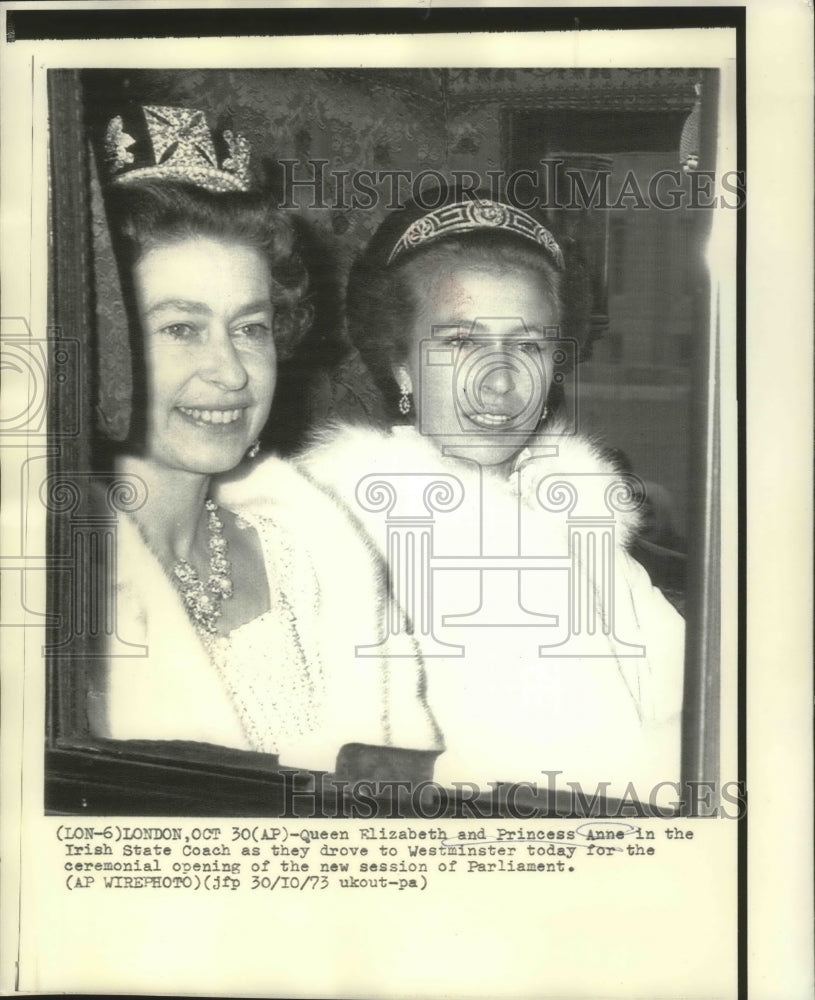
297 419 643 547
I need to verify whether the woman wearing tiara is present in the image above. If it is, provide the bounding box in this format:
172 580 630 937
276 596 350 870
88 105 442 776
299 189 686 796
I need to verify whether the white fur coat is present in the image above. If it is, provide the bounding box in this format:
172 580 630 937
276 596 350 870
297 421 686 794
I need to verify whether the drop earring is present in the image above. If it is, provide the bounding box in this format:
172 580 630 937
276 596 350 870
246 440 260 460
538 403 549 426
398 386 412 416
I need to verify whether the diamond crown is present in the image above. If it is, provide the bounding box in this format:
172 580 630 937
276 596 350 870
104 105 251 193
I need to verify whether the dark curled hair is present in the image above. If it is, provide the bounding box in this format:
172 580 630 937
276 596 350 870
345 228 568 421
106 180 310 361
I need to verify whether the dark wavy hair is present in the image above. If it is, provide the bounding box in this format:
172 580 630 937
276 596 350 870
106 180 310 361
345 202 589 424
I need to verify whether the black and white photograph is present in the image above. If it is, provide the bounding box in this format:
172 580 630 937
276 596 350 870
1 3 812 998
44 62 733 818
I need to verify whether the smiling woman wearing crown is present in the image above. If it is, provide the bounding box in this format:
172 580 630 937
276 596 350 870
299 187 686 795
88 106 442 775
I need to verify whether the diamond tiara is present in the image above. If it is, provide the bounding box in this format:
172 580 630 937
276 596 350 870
388 198 564 270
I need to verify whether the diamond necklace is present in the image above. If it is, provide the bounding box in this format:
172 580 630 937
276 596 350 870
171 499 234 638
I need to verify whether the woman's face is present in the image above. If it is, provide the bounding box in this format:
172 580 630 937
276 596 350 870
133 236 276 477
399 264 559 469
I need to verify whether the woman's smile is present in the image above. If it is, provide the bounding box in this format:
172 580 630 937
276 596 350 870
468 411 512 427
176 405 248 427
